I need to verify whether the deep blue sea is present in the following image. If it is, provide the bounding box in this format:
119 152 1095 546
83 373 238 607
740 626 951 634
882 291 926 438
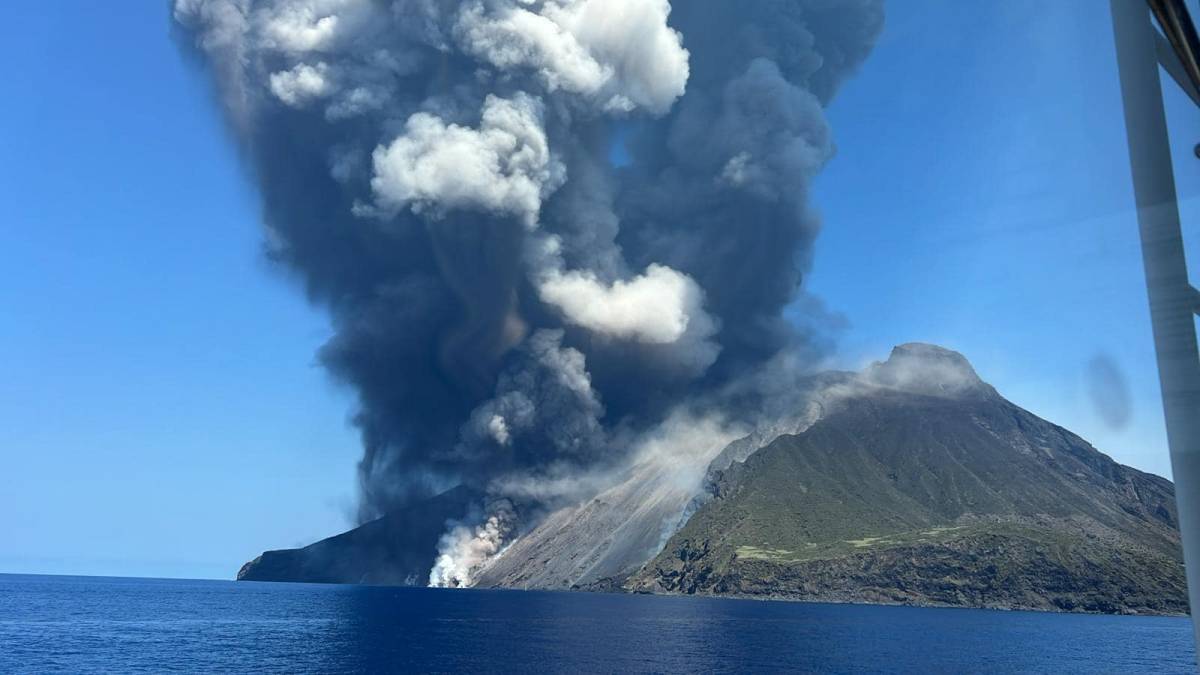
0 573 1194 673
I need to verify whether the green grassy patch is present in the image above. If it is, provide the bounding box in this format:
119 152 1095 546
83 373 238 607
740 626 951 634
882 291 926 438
733 525 985 564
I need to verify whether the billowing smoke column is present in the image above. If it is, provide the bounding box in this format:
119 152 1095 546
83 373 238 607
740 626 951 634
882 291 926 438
175 0 883 587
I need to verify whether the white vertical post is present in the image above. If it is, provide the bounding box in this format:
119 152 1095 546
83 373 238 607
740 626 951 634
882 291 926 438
1111 0 1200 650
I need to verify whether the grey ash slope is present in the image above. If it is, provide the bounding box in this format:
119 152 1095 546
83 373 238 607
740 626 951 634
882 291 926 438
472 374 848 591
629 345 1187 614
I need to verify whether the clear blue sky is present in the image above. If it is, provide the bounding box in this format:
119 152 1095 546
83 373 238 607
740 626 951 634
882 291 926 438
2 2 1198 580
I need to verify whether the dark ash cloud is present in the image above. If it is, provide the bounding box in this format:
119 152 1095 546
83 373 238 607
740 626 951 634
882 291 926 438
175 0 883 586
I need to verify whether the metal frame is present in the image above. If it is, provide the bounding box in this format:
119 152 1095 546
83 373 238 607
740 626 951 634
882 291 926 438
1111 0 1200 650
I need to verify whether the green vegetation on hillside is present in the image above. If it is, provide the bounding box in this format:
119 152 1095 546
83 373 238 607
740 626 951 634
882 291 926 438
630 348 1186 615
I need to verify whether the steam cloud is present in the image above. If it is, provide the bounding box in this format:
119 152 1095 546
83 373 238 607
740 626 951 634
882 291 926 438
429 498 517 587
175 0 883 585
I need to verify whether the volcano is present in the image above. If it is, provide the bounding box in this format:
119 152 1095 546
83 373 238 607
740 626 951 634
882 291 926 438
238 344 1188 614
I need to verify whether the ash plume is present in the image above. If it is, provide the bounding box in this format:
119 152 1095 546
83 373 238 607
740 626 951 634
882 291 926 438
174 0 884 585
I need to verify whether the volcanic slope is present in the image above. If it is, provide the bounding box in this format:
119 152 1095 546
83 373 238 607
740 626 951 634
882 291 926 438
629 344 1187 615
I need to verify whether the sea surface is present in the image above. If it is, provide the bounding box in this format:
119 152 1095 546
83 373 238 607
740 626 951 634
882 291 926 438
0 573 1194 673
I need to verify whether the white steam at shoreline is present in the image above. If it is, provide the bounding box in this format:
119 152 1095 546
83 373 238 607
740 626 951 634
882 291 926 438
429 500 517 588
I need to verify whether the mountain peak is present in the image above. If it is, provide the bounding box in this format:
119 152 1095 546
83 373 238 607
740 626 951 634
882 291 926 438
634 350 1185 614
863 343 991 398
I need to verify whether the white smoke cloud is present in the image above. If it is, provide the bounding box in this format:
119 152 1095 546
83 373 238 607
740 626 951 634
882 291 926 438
454 0 688 114
267 58 403 120
456 2 608 101
176 0 406 126
523 233 720 373
261 8 339 52
370 94 566 227
538 264 701 343
862 343 988 398
268 62 333 106
487 414 511 445
428 500 517 588
258 0 379 53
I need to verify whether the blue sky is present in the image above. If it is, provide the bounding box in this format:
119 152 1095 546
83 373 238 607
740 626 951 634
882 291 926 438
2 1 1198 580
809 0 1200 487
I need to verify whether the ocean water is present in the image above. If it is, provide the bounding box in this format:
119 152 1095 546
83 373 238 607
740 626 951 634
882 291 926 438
0 574 1193 673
